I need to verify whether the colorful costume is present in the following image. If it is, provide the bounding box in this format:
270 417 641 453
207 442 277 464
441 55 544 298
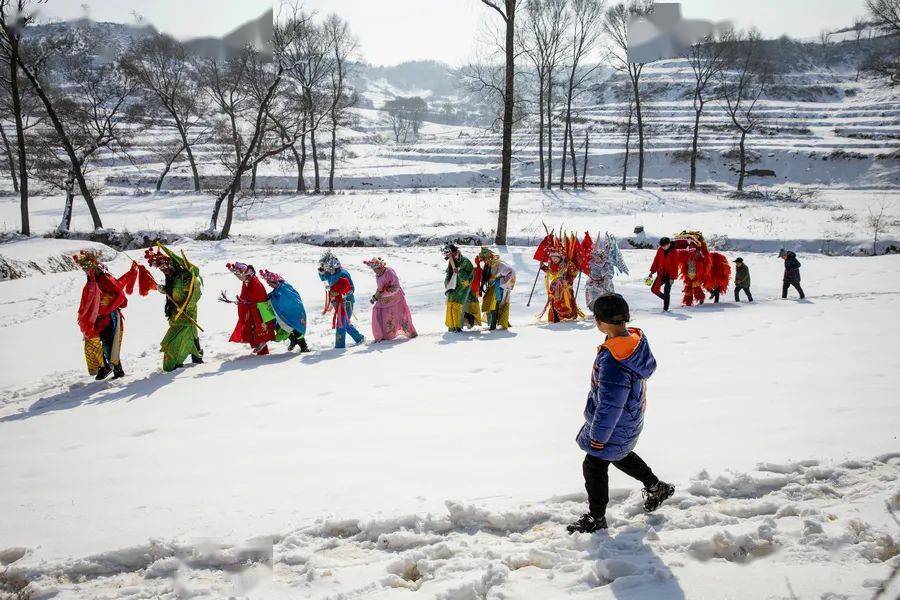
260 269 310 352
145 245 203 371
704 252 732 303
474 247 516 330
226 262 276 355
442 243 482 332
673 231 710 307
75 250 154 380
318 251 364 349
534 232 585 322
364 257 417 342
581 232 628 312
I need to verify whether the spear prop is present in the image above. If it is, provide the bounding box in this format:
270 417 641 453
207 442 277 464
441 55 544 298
527 223 550 307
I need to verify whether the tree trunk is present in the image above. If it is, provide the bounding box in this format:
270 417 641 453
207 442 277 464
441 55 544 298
631 67 645 189
155 144 185 192
581 131 589 189
622 106 632 191
251 161 258 192
495 0 515 246
546 73 553 188
328 115 337 193
537 73 545 188
559 115 569 189
311 126 320 193
0 121 18 193
567 118 578 188
737 130 747 191
291 144 303 192
299 112 308 193
689 103 702 189
58 173 76 232
8 38 28 234
172 116 201 192
16 56 103 229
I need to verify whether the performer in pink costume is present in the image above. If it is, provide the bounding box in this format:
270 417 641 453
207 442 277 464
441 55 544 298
364 257 418 342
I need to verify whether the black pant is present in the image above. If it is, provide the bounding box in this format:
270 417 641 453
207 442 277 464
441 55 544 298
583 452 659 518
782 281 805 299
735 286 753 302
654 277 673 311
710 289 720 303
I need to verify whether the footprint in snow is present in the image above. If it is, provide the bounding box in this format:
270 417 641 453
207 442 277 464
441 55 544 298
129 428 158 437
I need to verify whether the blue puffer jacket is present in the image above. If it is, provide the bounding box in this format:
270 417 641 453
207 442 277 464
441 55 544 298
319 267 356 305
576 328 657 461
268 282 307 335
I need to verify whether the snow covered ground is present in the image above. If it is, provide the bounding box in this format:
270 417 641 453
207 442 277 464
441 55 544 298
1 236 898 599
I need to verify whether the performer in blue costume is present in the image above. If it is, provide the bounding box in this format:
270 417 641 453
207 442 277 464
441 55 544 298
318 251 365 349
259 269 310 352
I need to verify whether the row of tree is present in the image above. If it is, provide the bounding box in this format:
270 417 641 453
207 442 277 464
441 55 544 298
0 0 360 238
478 0 900 244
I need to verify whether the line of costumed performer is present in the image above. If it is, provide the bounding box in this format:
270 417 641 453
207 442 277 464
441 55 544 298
364 257 417 342
473 247 516 330
75 249 156 380
144 245 204 371
319 251 365 349
442 243 482 333
533 231 585 322
582 232 629 312
259 269 310 353
220 262 276 355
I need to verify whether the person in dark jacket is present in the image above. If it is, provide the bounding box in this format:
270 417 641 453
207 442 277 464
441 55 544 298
733 257 753 302
567 294 675 534
780 249 805 299
648 237 678 311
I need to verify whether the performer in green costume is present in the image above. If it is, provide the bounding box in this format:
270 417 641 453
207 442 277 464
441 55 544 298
145 245 203 371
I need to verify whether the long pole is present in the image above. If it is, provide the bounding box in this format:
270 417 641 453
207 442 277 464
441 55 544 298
526 264 543 307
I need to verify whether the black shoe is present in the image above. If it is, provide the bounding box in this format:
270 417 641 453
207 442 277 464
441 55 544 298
288 336 299 351
112 364 125 379
191 354 204 364
566 513 607 534
95 364 112 381
299 338 310 353
642 481 675 513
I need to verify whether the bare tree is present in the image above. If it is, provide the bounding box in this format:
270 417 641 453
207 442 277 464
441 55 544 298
122 34 204 192
31 47 141 231
621 98 633 189
867 0 900 34
604 0 652 189
0 0 38 233
719 30 771 192
866 201 894 255
558 0 605 189
383 96 426 143
520 0 568 188
284 13 333 194
687 32 727 189
323 13 358 194
479 0 517 245
6 21 106 229
196 50 253 228
212 6 307 239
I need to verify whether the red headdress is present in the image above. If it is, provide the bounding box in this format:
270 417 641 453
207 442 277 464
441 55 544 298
258 269 284 285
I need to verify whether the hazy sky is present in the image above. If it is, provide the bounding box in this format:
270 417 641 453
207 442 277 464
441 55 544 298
45 0 870 66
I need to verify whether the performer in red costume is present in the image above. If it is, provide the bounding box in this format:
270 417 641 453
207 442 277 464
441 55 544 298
673 231 710 307
703 252 732 303
647 237 679 312
534 231 585 322
75 249 156 380
220 262 276 355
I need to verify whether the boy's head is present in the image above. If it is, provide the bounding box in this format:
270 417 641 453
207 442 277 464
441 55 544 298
659 236 671 249
592 293 631 335
734 257 743 265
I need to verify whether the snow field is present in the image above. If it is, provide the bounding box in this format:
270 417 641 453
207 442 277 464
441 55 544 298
0 239 898 598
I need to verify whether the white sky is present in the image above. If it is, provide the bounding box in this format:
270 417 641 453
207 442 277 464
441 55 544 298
44 0 870 66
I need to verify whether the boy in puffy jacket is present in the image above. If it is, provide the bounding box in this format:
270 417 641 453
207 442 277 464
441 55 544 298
568 294 675 534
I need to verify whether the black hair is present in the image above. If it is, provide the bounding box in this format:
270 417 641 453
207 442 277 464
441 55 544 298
592 293 631 324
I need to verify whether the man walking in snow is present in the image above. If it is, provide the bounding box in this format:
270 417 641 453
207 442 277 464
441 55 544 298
779 249 805 299
648 237 678 311
733 257 753 302
568 294 675 534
